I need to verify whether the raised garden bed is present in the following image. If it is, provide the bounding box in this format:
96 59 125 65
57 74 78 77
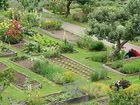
103 57 140 76
11 56 33 69
48 29 80 43
44 91 89 105
14 71 41 90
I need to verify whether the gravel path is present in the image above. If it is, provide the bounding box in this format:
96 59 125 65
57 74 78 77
43 9 140 52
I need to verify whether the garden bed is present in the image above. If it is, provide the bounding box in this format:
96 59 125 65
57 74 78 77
44 91 89 105
48 29 80 43
14 71 41 90
103 58 140 76
11 56 33 69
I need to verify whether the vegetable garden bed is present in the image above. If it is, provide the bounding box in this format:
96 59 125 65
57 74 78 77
44 91 89 105
11 56 33 69
14 71 41 90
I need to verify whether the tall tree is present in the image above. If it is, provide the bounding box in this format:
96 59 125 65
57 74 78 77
88 0 140 59
65 0 91 17
0 0 8 10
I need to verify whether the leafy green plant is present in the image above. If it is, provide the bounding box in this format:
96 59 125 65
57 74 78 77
41 20 62 30
23 42 43 55
91 70 108 81
44 49 60 58
60 39 74 53
76 36 106 51
88 41 106 51
91 52 108 63
29 33 59 47
109 85 140 105
0 19 23 44
110 61 123 69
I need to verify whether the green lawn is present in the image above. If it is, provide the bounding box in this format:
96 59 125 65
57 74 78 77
64 48 140 85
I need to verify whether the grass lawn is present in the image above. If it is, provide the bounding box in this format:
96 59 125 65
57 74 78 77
130 41 140 46
64 48 140 85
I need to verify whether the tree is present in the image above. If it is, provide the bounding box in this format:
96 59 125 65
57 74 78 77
17 0 41 11
0 0 8 10
65 0 91 17
88 0 140 59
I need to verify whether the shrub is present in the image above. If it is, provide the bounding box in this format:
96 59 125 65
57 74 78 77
88 41 106 51
0 19 23 44
91 70 108 81
120 63 140 74
91 52 108 63
72 12 88 22
41 20 62 30
52 72 65 84
111 61 123 69
26 90 45 105
76 36 106 51
31 59 48 74
109 85 140 105
60 40 74 53
44 49 60 58
63 71 75 83
20 11 40 29
80 83 109 99
23 42 43 54
76 36 93 49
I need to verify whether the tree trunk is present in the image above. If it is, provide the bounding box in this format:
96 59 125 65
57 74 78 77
109 40 128 60
65 0 72 17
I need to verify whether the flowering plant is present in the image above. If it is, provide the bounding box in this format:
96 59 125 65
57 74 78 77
0 19 23 44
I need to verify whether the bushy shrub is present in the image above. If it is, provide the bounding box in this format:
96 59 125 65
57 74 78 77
72 12 88 22
109 85 140 105
63 71 75 83
60 40 74 53
91 52 108 63
88 41 106 51
26 90 45 105
41 20 62 30
76 36 93 48
52 71 75 84
120 63 140 74
111 61 123 69
80 83 109 99
44 49 60 58
20 11 40 29
76 36 106 51
23 42 42 54
91 70 108 81
0 19 23 44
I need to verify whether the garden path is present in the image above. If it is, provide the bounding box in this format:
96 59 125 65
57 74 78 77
43 9 140 52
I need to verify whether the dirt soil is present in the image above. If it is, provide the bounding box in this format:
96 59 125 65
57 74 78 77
48 29 80 43
0 49 16 57
0 62 6 71
12 40 26 49
14 72 40 89
14 59 33 69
